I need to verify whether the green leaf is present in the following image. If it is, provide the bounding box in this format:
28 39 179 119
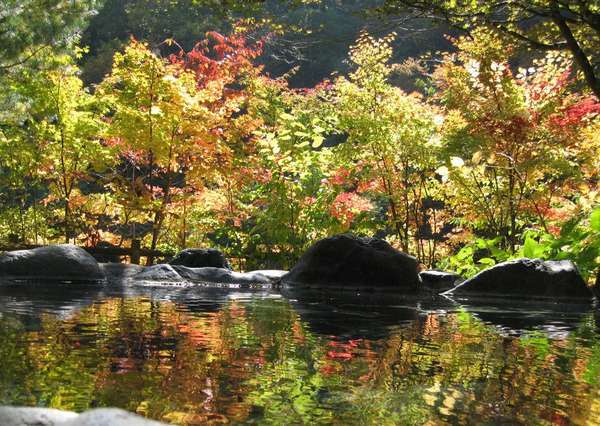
590 208 600 232
312 135 324 148
477 257 496 266
523 236 545 259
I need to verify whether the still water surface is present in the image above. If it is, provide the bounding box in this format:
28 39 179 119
0 283 599 425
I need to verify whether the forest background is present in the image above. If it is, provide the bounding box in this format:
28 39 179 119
0 0 599 280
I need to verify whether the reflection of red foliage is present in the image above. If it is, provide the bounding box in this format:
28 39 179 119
358 374 371 382
326 350 353 360
547 411 570 426
327 339 360 349
325 339 362 361
320 364 339 376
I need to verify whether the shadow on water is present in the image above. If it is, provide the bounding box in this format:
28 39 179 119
282 287 599 338
0 281 109 329
443 294 599 337
1 277 597 337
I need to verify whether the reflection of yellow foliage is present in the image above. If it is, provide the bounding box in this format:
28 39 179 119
3 298 599 424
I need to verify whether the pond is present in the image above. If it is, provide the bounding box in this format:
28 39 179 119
0 283 599 425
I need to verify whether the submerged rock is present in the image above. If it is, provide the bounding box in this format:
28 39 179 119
0 245 104 282
0 406 168 425
173 266 283 285
444 258 594 299
419 270 463 293
134 264 182 282
281 234 420 290
170 248 231 269
132 264 286 285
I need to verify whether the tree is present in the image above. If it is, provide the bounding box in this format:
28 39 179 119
436 30 600 251
241 77 338 267
99 33 264 261
0 0 98 72
377 0 600 98
1 53 111 242
324 32 445 264
99 40 216 259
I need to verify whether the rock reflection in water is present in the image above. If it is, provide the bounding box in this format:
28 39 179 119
0 288 599 425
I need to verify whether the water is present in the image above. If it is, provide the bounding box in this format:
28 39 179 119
0 283 599 425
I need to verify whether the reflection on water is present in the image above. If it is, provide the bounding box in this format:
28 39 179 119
0 285 599 425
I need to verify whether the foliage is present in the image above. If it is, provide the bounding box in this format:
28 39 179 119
325 32 447 264
97 34 262 259
0 0 98 72
378 0 600 98
1 19 599 275
440 205 600 282
1 52 112 242
436 30 600 252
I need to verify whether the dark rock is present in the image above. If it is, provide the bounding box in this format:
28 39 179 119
444 258 594 299
419 270 462 293
100 263 145 280
0 245 105 282
281 234 420 290
169 248 231 269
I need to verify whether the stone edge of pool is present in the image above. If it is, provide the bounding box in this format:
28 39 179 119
0 406 170 425
0 234 597 300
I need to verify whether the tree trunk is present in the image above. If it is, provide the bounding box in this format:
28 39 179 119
551 1 600 98
64 202 70 243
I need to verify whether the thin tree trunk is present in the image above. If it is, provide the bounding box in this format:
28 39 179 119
551 1 600 98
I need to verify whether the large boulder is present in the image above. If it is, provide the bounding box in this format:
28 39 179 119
169 248 231 269
281 234 420 290
444 258 594 299
0 245 105 282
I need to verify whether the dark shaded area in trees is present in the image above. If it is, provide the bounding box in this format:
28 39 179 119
80 0 452 88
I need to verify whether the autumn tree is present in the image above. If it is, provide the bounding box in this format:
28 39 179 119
323 32 444 264
0 52 112 242
98 33 264 261
239 77 339 268
99 40 215 258
436 30 600 251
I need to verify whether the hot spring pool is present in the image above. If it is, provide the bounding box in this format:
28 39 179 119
0 283 599 425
